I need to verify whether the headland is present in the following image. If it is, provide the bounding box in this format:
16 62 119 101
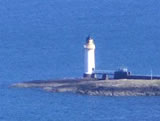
12 79 160 96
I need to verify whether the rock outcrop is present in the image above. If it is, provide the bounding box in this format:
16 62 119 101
11 79 160 96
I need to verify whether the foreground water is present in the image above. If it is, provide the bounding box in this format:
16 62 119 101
1 0 160 120
1 85 160 121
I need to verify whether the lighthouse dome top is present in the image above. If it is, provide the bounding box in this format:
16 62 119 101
84 36 95 49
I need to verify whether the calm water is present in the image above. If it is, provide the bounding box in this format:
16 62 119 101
1 0 160 120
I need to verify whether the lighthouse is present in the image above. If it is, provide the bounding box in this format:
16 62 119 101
83 36 96 78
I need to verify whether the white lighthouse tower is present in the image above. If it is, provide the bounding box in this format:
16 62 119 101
83 36 96 78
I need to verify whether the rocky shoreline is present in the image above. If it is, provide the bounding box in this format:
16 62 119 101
11 79 160 96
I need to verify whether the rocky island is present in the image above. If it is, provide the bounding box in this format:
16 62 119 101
11 37 160 96
12 79 160 96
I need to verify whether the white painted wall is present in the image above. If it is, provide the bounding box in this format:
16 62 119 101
84 48 95 74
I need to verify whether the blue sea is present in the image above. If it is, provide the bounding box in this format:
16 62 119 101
1 0 160 120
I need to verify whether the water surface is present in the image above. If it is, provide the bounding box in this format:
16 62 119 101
1 0 160 120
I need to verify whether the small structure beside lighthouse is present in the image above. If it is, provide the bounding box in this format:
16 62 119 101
83 36 96 78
